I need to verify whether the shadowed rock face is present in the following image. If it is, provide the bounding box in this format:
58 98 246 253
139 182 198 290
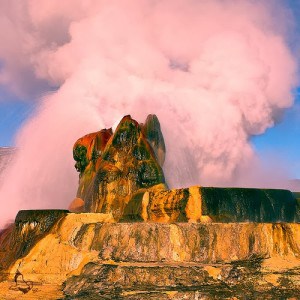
201 187 299 222
0 210 68 278
141 114 166 167
122 186 300 223
63 260 300 300
72 115 166 220
73 128 113 200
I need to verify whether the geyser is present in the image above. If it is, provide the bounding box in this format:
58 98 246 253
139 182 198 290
0 0 298 228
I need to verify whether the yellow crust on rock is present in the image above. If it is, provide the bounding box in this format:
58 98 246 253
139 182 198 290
186 186 202 222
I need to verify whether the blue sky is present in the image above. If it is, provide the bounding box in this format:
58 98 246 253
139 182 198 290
249 0 300 179
252 92 300 179
0 91 35 146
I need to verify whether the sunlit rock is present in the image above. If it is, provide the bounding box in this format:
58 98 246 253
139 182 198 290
0 209 68 278
68 197 84 213
73 115 166 220
123 186 299 223
1 114 300 299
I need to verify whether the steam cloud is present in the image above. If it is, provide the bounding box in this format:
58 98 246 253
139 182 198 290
0 0 298 226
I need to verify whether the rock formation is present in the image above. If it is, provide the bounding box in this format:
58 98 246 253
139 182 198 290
0 114 300 299
0 210 69 278
71 115 167 220
123 186 299 223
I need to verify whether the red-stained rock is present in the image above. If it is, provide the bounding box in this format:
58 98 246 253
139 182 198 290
68 198 84 213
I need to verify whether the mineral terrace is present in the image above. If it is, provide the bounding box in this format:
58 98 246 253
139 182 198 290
0 115 299 299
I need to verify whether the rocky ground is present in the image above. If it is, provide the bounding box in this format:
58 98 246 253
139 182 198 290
0 281 64 300
0 214 300 299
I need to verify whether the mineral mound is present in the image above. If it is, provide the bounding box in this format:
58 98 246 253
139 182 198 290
71 114 166 220
0 114 300 300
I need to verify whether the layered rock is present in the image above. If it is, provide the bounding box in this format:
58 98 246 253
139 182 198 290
1 216 300 299
63 221 300 299
123 186 299 223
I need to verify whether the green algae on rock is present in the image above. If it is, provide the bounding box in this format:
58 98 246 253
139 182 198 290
141 114 166 167
72 115 166 220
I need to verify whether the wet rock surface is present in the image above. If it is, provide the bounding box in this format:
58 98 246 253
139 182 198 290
123 186 300 223
1 219 299 299
0 209 68 278
72 115 300 223
73 115 166 220
73 128 113 200
141 114 166 167
63 260 300 300
72 223 300 263
201 187 299 222
62 222 300 299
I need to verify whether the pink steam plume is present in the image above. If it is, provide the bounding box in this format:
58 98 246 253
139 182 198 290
0 0 298 227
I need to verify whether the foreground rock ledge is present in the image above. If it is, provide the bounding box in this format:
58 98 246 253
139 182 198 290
0 213 300 299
